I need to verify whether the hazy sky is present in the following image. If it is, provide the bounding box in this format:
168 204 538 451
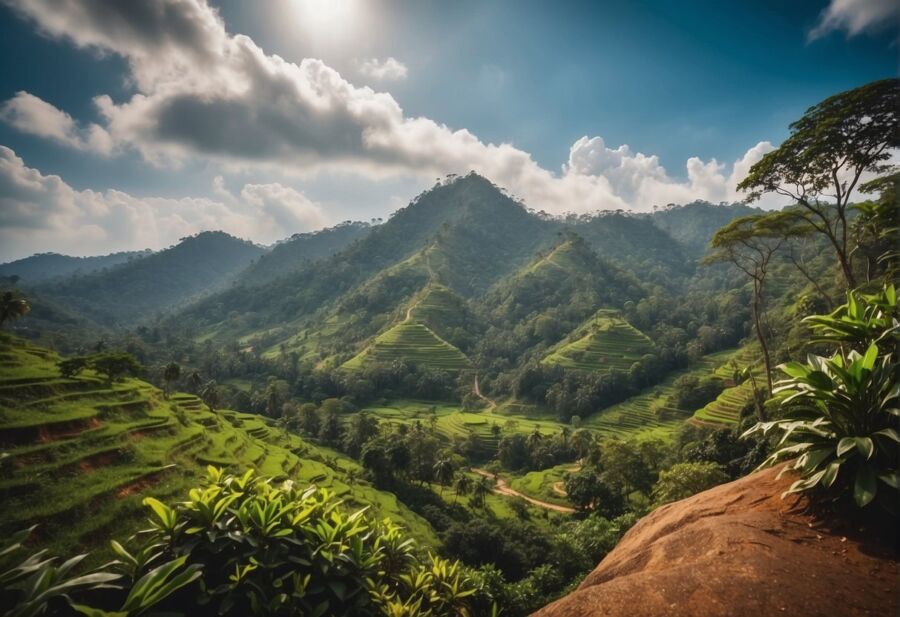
0 0 896 260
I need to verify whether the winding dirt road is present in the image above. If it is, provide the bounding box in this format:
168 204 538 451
472 375 497 409
472 468 575 513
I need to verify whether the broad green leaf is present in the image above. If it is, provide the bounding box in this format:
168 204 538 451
854 466 877 507
854 437 874 460
836 437 856 457
860 343 878 371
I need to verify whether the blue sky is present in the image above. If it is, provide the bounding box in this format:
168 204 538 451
0 0 896 260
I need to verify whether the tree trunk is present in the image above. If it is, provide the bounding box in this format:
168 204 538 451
751 280 771 421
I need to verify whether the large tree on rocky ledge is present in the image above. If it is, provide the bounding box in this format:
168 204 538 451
737 78 899 289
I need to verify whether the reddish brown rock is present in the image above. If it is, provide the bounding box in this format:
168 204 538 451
533 464 899 617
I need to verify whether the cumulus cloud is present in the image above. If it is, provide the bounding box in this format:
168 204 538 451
0 91 113 154
0 145 324 261
356 57 408 81
2 0 778 214
563 136 778 209
808 0 900 40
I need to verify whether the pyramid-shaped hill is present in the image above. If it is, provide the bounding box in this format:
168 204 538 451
342 322 472 372
543 310 654 372
488 235 643 324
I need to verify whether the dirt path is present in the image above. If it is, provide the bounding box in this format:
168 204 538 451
473 375 497 409
472 468 575 513
552 463 583 497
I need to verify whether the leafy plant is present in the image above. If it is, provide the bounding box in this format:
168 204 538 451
0 527 120 617
744 285 899 509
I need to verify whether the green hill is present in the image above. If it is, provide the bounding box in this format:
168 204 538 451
543 310 654 372
34 232 264 325
239 221 373 286
0 334 436 558
0 250 150 284
342 322 471 372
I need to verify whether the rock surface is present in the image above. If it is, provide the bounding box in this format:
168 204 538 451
533 464 899 617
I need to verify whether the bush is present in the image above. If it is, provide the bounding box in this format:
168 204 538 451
5 468 485 616
745 286 899 510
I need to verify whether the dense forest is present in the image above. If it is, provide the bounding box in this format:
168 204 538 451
0 77 897 617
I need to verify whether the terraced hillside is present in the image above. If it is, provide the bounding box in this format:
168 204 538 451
582 347 745 440
408 284 469 329
342 323 471 372
358 400 565 459
692 345 760 426
543 310 654 372
0 334 436 558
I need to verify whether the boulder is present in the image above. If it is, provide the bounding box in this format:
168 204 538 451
533 464 898 617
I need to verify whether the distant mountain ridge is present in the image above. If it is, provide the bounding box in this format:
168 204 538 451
0 250 151 283
32 231 264 325
7 174 758 367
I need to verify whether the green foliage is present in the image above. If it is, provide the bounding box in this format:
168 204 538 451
56 352 143 382
651 461 729 506
0 290 31 328
0 527 120 617
745 286 899 509
738 78 899 287
7 469 482 617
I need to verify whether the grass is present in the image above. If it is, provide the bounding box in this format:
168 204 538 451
342 322 471 372
0 334 436 561
543 310 654 373
692 345 760 426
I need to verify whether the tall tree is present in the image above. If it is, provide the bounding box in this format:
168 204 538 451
433 457 455 496
706 213 800 415
738 78 899 289
452 473 472 503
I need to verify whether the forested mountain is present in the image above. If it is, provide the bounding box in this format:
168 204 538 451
0 250 150 283
238 221 374 286
173 174 742 359
31 231 264 325
648 201 761 254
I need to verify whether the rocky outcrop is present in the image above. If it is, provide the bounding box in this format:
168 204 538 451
534 464 898 617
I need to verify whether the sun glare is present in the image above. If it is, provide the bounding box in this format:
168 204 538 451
292 0 363 43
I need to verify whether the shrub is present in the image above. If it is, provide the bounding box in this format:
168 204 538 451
5 468 484 616
744 285 899 510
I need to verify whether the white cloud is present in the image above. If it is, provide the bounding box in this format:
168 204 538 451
0 145 324 261
2 0 780 215
356 57 408 81
808 0 900 40
0 91 113 154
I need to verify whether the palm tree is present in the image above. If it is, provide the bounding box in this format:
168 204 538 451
433 457 455 496
452 473 472 503
0 291 30 328
471 476 492 509
571 429 594 459
162 362 180 399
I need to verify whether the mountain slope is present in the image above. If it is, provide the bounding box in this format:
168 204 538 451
543 309 654 372
0 333 437 557
239 221 373 286
0 250 150 284
648 201 760 254
35 232 264 325
342 322 472 372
